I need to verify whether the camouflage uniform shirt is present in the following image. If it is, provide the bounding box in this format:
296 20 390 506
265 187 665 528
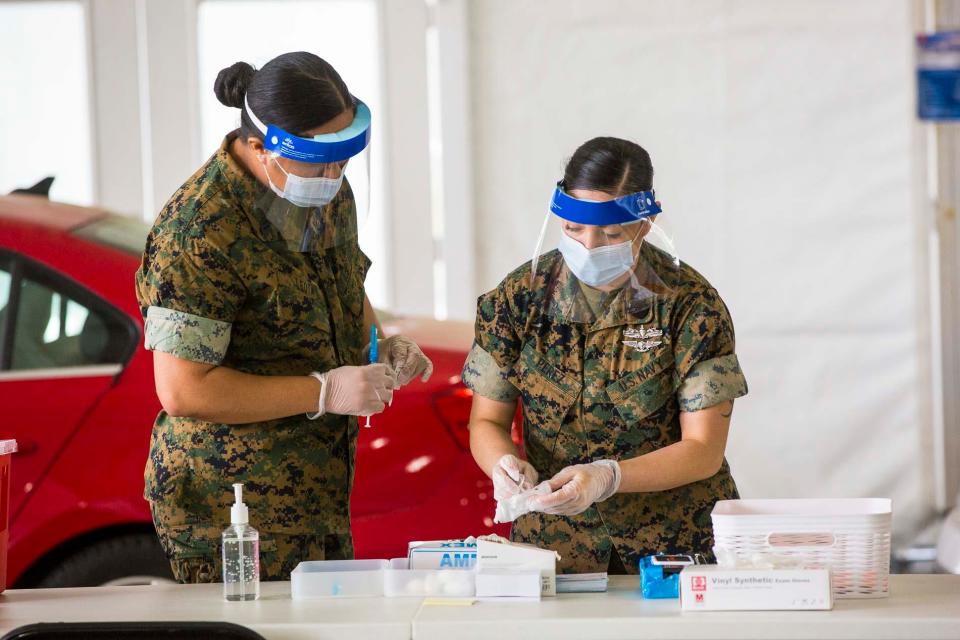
135 134 369 579
462 245 748 574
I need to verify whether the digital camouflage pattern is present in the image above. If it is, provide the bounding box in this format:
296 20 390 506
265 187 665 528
150 503 350 583
462 244 748 574
135 134 369 581
143 307 232 364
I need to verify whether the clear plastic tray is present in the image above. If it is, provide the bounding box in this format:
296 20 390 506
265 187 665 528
290 559 387 598
383 558 475 597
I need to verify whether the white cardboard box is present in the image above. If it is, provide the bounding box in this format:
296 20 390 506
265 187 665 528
407 539 477 570
475 569 542 599
680 566 834 611
476 538 557 597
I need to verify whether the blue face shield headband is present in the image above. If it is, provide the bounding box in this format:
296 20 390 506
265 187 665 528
244 95 371 163
549 183 662 225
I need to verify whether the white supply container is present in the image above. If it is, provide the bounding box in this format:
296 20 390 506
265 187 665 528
476 569 542 599
383 558 475 597
711 498 891 599
291 559 387 598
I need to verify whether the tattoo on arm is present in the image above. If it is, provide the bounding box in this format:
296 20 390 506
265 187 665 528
720 401 734 419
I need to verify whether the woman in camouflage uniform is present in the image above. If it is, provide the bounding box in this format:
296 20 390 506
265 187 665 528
136 52 432 582
464 137 747 574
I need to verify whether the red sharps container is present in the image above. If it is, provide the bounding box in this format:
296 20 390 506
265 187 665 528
0 440 17 593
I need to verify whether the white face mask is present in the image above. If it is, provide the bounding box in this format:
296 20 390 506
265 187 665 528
263 156 344 208
558 231 636 287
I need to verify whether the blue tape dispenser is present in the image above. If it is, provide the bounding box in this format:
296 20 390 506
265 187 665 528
639 554 700 599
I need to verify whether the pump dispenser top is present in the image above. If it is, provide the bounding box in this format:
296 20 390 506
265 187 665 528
231 483 249 525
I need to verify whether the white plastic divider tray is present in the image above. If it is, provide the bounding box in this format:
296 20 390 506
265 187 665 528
383 558 475 597
291 559 388 598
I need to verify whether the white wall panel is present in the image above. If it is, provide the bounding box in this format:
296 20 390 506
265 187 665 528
469 0 927 541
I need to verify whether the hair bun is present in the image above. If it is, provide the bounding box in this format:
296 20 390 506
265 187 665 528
214 61 256 108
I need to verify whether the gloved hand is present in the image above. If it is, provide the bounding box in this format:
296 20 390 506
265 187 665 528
310 364 396 417
529 460 622 516
366 335 434 386
491 454 539 501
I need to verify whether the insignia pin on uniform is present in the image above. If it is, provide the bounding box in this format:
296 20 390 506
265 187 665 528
623 339 662 353
624 326 664 340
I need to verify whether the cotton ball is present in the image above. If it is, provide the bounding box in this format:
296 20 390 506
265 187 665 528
443 574 473 597
406 577 424 595
424 573 440 594
451 577 474 597
436 571 455 584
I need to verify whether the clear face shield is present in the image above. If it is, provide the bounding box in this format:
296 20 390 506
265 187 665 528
530 183 679 323
245 95 371 252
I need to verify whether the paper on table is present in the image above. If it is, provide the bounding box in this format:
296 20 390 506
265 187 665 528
422 598 477 606
556 572 609 593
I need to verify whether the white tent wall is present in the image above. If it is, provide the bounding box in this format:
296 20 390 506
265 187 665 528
468 0 932 542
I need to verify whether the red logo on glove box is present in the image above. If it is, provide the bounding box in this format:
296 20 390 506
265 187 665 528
692 576 707 592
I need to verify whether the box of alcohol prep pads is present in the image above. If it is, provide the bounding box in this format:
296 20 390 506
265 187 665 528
407 539 477 570
680 566 833 611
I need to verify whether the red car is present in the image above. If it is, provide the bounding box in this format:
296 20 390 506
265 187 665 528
0 184 509 588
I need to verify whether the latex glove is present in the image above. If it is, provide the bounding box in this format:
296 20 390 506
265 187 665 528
366 335 434 386
310 364 396 417
529 460 622 517
491 454 539 501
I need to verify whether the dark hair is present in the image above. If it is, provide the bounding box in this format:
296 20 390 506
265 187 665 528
214 52 354 139
563 137 654 196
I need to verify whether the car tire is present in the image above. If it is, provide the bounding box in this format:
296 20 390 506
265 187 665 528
34 533 175 588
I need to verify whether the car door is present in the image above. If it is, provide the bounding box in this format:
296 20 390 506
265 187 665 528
0 250 138 520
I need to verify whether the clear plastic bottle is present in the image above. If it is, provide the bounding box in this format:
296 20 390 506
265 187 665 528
222 483 260 601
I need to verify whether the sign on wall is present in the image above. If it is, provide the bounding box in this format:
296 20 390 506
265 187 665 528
917 31 960 120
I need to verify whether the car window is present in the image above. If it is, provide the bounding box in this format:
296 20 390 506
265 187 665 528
0 268 9 309
0 267 10 350
71 215 150 256
11 275 132 371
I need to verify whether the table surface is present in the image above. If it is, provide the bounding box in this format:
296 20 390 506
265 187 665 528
0 575 957 640
413 575 960 640
0 581 421 640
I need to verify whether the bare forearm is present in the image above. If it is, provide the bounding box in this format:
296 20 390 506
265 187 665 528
616 401 733 493
617 439 725 493
470 420 519 479
164 365 321 424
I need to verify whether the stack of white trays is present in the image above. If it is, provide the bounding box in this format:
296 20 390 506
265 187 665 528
711 498 892 599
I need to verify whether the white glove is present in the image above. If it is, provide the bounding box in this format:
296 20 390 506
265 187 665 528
309 364 396 418
528 460 621 516
491 454 539 501
367 335 434 386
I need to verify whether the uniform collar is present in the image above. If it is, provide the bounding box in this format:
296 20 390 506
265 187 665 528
547 254 665 331
213 132 284 244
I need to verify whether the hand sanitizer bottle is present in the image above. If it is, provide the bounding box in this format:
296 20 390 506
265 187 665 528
222 483 259 601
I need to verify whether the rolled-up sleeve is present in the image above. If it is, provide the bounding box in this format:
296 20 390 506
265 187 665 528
144 306 232 365
673 288 748 412
136 235 246 365
677 353 747 412
462 342 520 402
